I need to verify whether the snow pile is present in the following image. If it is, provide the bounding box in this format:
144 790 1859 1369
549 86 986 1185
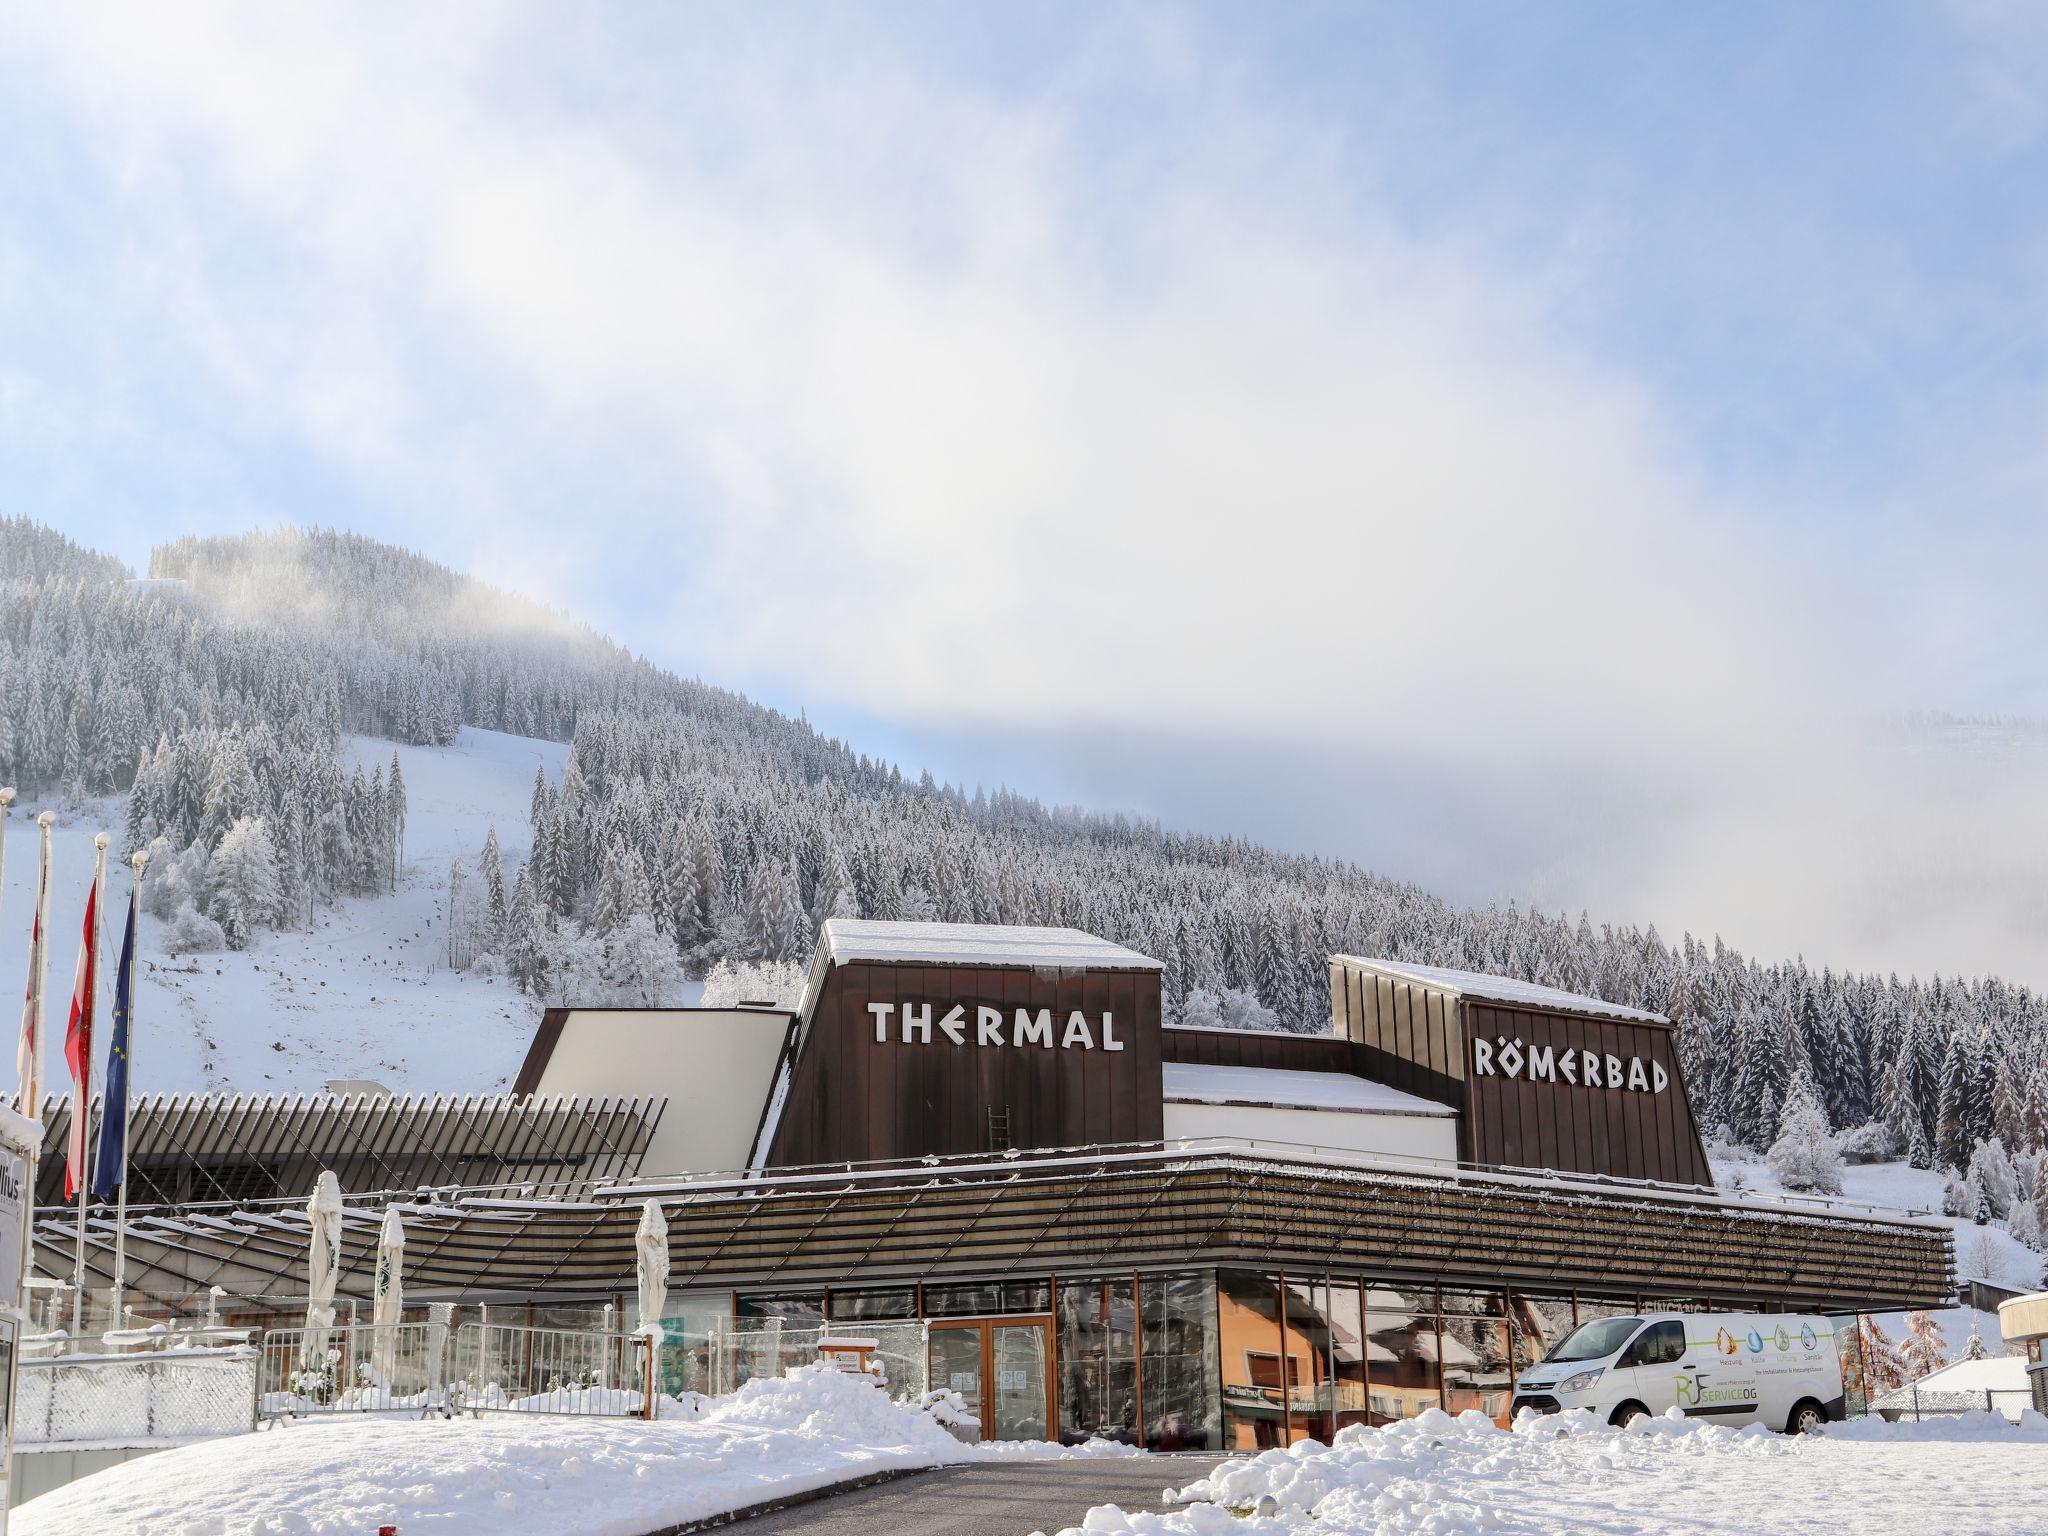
1822 1407 2048 1442
1050 1406 2046 1535
12 1365 1133 1536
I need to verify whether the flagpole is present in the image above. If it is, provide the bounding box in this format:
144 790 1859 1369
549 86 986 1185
109 850 144 1324
68 834 107 1344
26 813 51 1310
0 787 12 942
27 814 49 1122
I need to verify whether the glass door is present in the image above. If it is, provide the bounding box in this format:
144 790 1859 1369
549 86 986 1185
992 1322 1050 1440
930 1323 985 1432
928 1318 1054 1441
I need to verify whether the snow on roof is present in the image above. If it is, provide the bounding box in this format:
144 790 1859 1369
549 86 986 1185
818 919 1161 971
1333 956 1668 1025
1162 1062 1456 1117
1874 1352 2028 1411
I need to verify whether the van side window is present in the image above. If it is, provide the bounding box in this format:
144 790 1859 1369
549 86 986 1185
1620 1320 1686 1368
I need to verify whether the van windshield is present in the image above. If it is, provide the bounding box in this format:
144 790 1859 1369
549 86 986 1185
1542 1317 1644 1364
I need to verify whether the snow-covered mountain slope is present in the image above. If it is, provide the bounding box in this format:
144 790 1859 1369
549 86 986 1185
1 728 575 1095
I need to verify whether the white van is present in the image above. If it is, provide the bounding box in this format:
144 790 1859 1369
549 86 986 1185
1511 1312 1846 1433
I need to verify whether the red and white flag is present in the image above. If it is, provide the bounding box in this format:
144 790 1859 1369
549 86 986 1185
62 881 98 1201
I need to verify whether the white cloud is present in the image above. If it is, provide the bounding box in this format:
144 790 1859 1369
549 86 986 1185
5 3 2044 984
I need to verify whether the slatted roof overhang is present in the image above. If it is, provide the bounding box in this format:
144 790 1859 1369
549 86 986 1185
38 1145 1953 1313
24 1093 667 1205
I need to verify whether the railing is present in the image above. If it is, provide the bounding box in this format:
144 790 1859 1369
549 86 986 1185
717 1321 929 1403
448 1322 660 1418
1876 1386 2036 1422
256 1320 455 1421
17 1346 257 1445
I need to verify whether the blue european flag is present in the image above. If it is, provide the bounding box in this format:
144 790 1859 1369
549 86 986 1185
91 886 136 1200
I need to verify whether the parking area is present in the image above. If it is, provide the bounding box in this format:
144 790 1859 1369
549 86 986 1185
719 1454 1221 1536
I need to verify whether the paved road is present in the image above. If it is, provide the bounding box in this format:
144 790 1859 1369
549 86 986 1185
727 1454 1223 1535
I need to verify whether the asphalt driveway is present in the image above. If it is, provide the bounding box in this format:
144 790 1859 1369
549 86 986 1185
720 1453 1223 1535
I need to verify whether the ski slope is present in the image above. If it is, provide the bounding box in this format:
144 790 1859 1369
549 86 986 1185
0 728 568 1096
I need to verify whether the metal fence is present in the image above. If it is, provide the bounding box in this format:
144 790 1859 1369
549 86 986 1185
249 1315 934 1424
1875 1386 2036 1423
257 1320 456 1421
449 1322 659 1418
713 1322 929 1403
16 1347 258 1445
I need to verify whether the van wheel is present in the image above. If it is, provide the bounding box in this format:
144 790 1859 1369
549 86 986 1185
1609 1401 1649 1428
1787 1399 1825 1435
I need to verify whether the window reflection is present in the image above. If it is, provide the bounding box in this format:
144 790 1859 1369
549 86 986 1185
1288 1278 1366 1442
1141 1271 1219 1452
1218 1270 1288 1449
1439 1289 1513 1424
1365 1285 1441 1424
1057 1277 1139 1444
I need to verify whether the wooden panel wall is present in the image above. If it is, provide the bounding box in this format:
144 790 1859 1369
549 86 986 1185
1327 963 1467 1112
1160 1027 1355 1074
766 961 1164 1167
1459 1002 1713 1186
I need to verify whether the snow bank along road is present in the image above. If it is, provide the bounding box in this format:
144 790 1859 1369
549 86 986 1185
1052 1406 2048 1536
9 1368 1141 1536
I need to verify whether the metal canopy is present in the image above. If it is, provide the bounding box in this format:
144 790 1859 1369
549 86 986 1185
37 1142 1954 1313
25 1093 666 1207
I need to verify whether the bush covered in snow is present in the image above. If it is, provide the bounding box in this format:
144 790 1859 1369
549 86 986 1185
163 902 227 955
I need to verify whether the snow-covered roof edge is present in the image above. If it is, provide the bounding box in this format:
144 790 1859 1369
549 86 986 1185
1333 956 1669 1026
818 919 1162 972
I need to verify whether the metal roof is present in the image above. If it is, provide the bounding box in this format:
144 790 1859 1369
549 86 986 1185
24 1092 666 1206
1332 956 1670 1025
42 1140 1952 1315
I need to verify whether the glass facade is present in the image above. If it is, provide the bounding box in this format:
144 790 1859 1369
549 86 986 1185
1056 1276 1140 1444
1140 1271 1221 1451
721 1270 1722 1446
1365 1284 1441 1425
1439 1289 1513 1424
829 1286 919 1321
1289 1277 1367 1441
1218 1269 1290 1450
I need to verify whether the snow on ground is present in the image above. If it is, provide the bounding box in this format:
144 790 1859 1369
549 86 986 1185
1713 1153 2043 1358
0 728 601 1095
1050 1407 2048 1536
12 1367 1134 1536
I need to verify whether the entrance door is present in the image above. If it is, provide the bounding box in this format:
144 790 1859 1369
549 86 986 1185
928 1318 1054 1441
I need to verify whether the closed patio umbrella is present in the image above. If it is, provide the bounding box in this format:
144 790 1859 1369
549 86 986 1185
635 1197 669 1337
302 1170 344 1375
372 1204 405 1388
635 1198 669 1411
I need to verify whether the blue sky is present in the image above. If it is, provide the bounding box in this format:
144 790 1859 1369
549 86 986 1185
2 3 2045 980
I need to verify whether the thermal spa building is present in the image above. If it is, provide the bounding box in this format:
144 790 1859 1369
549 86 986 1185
33 920 1952 1446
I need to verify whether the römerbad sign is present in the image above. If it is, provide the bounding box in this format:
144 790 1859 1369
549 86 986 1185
1471 1033 1670 1093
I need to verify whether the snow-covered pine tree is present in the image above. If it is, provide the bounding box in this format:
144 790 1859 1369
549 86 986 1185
388 751 407 887
1766 1077 1844 1194
209 816 284 950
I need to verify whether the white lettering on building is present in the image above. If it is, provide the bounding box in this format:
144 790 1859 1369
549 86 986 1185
865 1002 1127 1050
1473 1035 1670 1094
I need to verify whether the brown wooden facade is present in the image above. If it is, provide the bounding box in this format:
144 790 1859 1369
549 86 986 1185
1329 958 1714 1187
764 959 1165 1166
